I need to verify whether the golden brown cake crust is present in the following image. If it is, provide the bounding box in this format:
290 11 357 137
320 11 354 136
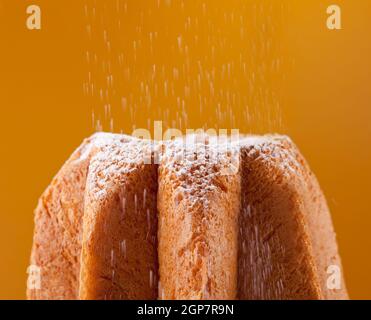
28 134 103 299
238 136 348 300
79 138 158 300
28 133 159 300
29 133 347 300
158 136 241 299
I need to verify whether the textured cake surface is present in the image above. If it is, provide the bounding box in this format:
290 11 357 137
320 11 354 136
238 136 347 299
80 137 158 299
28 133 109 299
158 135 241 299
28 132 347 300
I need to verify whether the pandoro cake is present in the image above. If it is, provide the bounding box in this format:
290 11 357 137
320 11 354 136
28 132 347 300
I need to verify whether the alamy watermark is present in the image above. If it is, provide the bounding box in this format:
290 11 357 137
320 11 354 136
25 4 342 31
327 5 342 30
124 121 241 176
326 264 342 290
27 264 41 290
26 5 41 30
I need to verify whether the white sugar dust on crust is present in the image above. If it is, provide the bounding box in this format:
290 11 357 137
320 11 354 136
85 134 155 201
239 135 303 178
77 132 304 203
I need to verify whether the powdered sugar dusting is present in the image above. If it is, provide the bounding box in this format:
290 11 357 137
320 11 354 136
86 133 155 201
159 134 241 209
239 135 304 178
82 132 304 204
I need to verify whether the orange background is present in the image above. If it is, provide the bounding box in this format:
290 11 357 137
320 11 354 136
0 0 370 299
